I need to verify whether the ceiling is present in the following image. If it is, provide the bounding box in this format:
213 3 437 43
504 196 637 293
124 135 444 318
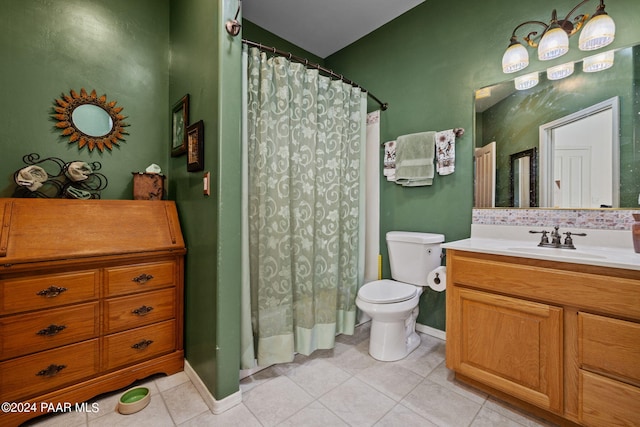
242 0 427 59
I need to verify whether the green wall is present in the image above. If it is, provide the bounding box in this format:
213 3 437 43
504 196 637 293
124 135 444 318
169 0 242 400
1 0 243 402
325 0 640 330
0 0 170 199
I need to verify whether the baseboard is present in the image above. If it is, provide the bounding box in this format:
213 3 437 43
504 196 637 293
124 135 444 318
415 323 446 341
184 359 243 414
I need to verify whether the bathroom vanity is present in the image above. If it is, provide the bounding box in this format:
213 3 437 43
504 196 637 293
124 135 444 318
444 227 640 426
0 199 186 426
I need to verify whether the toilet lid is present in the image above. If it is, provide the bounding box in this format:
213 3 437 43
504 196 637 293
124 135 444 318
358 280 418 304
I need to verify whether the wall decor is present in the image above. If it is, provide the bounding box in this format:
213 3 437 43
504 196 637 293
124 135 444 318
53 88 128 152
12 153 108 198
171 94 190 157
132 172 165 200
187 120 204 172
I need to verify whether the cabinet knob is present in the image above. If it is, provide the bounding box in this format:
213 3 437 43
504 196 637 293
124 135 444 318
132 305 154 316
132 273 154 284
37 324 67 336
36 286 68 298
36 364 67 377
131 339 154 350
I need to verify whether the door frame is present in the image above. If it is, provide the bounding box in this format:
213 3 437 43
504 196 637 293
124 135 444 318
539 96 619 208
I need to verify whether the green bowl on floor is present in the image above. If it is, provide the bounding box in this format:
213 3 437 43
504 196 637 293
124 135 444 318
117 387 150 415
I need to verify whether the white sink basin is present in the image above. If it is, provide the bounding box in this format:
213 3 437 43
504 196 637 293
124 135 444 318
508 247 606 260
442 225 640 271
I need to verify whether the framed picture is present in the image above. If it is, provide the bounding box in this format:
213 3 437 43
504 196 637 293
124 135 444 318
187 120 204 172
171 94 189 157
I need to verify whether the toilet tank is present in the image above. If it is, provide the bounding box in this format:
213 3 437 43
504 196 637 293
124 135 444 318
386 231 444 286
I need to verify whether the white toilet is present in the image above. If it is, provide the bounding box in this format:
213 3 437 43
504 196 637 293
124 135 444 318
356 231 444 361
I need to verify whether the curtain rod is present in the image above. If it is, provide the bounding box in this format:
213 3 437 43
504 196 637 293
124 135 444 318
242 39 388 111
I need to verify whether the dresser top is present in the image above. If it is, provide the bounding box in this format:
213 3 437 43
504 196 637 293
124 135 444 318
0 198 186 267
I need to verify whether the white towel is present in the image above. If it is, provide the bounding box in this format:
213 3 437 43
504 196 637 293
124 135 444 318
383 140 396 181
435 129 456 175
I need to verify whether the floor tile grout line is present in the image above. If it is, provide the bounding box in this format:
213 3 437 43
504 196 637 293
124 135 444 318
157 377 184 426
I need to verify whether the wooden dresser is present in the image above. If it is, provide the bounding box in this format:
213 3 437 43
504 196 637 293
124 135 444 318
0 198 186 426
446 249 640 427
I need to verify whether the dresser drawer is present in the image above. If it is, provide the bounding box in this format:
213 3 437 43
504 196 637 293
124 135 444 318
104 288 175 333
0 302 99 360
0 271 99 315
579 312 640 384
0 339 99 402
102 320 176 370
579 370 640 426
104 261 175 296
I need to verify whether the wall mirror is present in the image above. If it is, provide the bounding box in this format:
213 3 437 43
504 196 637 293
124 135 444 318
53 88 129 152
474 43 639 209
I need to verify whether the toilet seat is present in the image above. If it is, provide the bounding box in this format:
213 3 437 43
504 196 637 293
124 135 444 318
358 280 418 304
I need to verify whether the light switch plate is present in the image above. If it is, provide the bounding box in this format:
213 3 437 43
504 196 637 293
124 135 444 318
203 171 210 196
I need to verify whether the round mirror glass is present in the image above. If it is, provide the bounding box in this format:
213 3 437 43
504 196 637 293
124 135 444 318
72 104 113 137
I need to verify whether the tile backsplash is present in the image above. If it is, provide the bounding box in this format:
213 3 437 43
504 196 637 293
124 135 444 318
473 209 640 230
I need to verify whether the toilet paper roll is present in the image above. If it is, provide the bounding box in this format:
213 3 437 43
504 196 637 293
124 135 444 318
427 266 447 292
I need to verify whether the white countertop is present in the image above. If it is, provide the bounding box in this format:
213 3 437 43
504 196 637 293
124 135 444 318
442 225 640 271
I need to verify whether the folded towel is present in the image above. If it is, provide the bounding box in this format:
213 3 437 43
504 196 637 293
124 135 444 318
383 140 396 182
395 131 436 187
435 129 456 175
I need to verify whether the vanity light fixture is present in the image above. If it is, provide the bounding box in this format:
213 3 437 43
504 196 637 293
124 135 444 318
502 0 615 73
583 50 614 72
547 62 574 80
514 72 539 90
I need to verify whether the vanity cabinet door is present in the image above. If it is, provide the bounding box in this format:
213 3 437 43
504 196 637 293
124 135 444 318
447 287 563 413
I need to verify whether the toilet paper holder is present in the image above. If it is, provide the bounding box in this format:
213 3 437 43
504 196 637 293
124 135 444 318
433 272 441 285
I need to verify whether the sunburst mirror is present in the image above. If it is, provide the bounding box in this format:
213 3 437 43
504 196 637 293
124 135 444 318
53 88 129 152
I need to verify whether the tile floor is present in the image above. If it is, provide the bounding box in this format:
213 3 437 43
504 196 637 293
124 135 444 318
23 323 557 427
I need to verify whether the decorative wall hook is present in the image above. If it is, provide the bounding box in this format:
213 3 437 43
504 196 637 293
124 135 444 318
225 1 242 36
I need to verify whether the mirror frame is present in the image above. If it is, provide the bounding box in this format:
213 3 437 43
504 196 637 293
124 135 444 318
509 148 537 207
53 88 129 152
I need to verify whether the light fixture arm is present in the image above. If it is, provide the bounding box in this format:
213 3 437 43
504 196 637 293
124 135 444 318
508 0 593 48
561 0 591 23
508 20 548 48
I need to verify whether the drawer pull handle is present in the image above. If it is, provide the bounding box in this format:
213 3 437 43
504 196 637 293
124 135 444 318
36 286 68 298
131 339 154 350
132 305 154 316
132 273 154 284
37 324 67 336
36 364 67 377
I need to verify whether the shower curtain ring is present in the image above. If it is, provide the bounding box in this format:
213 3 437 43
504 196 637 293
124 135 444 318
288 53 292 60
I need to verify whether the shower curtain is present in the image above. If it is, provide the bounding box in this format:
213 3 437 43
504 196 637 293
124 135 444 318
241 47 367 368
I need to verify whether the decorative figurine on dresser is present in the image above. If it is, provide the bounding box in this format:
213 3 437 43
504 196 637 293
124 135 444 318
0 198 186 426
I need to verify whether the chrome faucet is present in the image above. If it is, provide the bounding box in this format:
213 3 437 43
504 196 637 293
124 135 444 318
529 226 587 249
